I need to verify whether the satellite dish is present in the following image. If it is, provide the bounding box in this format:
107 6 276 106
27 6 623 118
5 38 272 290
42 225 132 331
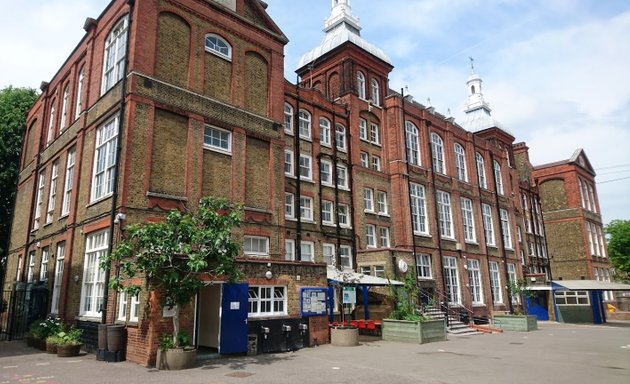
398 259 408 273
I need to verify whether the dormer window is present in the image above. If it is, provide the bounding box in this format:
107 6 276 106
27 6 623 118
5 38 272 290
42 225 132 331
205 34 232 60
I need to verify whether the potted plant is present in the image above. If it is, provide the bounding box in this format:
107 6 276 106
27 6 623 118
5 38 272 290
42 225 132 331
382 273 447 344
156 332 197 370
103 197 243 370
26 320 45 349
45 335 62 354
493 280 538 331
56 328 83 357
41 317 65 352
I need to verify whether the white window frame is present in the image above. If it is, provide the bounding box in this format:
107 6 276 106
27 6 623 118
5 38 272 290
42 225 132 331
61 148 76 216
363 188 374 213
369 123 380 145
244 236 269 257
374 265 385 278
416 253 432 279
335 124 346 151
437 190 454 238
500 209 513 249
91 116 118 202
27 251 35 283
461 197 476 243
205 33 232 60
101 17 129 94
319 117 331 146
298 110 311 140
51 242 65 314
507 263 519 304
284 150 294 177
476 153 487 189
47 100 55 144
338 204 351 228
371 155 381 171
323 243 335 266
454 143 468 182
299 154 312 181
285 239 295 261
300 241 315 262
60 85 69 131
203 125 231 154
34 171 45 230
493 160 504 195
482 203 495 246
360 152 369 167
410 183 428 235
39 247 49 282
320 160 332 186
431 133 445 174
118 290 128 321
379 227 390 248
489 261 503 304
467 259 483 305
443 256 461 304
248 286 287 317
80 230 109 317
371 79 380 106
359 118 368 141
46 161 59 224
555 291 590 306
75 66 84 120
130 293 140 322
321 200 334 225
357 71 366 99
365 224 376 248
300 196 314 222
405 121 420 166
285 192 295 219
340 245 352 269
336 164 349 190
284 103 293 135
377 191 388 215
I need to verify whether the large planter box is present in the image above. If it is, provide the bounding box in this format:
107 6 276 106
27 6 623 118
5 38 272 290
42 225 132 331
493 315 538 331
330 327 359 346
156 348 197 370
382 319 446 344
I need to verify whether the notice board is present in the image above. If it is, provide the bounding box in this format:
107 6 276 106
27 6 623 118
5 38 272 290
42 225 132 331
300 288 328 317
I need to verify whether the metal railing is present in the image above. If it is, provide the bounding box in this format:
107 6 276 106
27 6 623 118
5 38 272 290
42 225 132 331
418 289 479 327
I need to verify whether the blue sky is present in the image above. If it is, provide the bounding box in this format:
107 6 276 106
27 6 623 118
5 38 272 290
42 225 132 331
0 0 628 224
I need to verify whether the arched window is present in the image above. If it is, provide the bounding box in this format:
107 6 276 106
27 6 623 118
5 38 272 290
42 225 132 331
284 103 293 134
454 143 467 182
371 79 380 105
75 66 84 120
205 33 232 60
405 121 420 166
102 16 129 94
298 110 311 139
476 153 487 188
319 117 331 146
431 133 445 174
47 99 56 144
357 71 366 99
60 85 69 131
335 124 346 151
493 160 504 195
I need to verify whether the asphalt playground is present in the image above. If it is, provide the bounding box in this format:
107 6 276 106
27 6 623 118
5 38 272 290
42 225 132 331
1 321 629 384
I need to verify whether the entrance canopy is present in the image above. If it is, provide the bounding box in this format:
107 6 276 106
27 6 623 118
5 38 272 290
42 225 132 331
326 266 403 286
552 280 630 291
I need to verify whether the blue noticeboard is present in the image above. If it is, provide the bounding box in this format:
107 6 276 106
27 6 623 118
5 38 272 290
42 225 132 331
300 288 328 317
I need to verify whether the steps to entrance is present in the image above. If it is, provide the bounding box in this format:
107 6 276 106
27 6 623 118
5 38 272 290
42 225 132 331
421 307 483 336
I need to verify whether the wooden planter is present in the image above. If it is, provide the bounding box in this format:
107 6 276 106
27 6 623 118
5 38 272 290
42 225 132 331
382 319 447 344
493 315 538 331
330 326 359 347
156 348 197 370
45 342 58 354
57 344 81 357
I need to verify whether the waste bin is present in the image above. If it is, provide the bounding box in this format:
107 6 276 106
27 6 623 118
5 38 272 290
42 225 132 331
247 334 258 356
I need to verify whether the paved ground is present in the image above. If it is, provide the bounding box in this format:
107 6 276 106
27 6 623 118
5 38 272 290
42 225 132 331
1 321 629 384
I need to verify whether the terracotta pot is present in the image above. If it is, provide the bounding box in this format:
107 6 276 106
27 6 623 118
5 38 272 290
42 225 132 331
57 344 81 357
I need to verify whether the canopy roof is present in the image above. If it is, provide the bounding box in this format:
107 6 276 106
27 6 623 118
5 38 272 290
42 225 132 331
552 280 630 291
327 266 403 286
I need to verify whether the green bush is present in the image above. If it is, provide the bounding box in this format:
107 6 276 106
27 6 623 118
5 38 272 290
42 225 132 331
56 328 83 346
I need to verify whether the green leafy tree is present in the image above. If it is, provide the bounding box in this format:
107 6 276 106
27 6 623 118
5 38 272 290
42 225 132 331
605 219 630 282
101 197 243 348
0 86 38 282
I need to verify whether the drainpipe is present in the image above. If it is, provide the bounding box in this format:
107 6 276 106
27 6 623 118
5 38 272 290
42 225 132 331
330 99 342 269
489 151 513 314
400 89 417 283
102 0 136 324
294 77 302 262
533 179 553 282
344 107 357 271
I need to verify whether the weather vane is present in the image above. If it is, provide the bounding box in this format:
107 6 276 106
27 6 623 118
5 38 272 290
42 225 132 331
469 56 475 72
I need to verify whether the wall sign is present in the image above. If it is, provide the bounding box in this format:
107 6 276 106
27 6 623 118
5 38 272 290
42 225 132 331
342 286 356 304
300 288 328 316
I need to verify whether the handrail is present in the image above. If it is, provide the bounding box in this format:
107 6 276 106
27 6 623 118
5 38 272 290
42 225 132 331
418 288 476 327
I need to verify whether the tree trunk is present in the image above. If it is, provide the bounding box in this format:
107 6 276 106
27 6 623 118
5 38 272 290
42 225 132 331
172 305 180 347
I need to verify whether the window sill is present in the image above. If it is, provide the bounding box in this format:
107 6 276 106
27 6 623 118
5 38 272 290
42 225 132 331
465 241 478 245
202 145 232 156
413 232 432 238
323 222 336 227
76 316 101 322
87 193 113 207
299 135 312 142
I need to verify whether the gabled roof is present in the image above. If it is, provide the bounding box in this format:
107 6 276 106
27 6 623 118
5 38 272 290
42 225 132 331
534 148 596 176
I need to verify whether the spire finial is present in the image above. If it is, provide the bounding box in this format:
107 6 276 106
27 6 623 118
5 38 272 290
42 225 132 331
469 56 475 73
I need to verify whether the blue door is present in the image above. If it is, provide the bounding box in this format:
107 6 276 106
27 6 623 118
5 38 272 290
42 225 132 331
525 292 549 321
219 283 249 354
